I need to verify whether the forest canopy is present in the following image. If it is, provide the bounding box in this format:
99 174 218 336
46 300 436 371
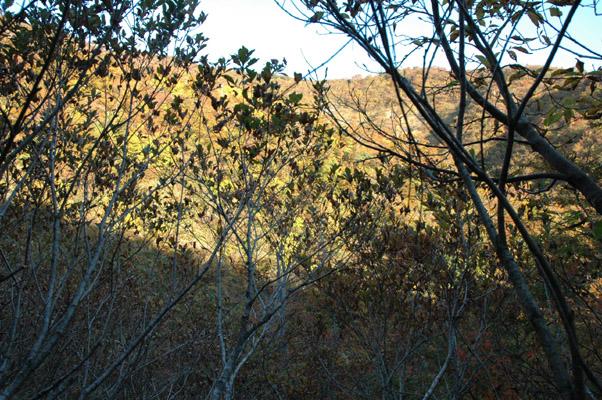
0 0 601 399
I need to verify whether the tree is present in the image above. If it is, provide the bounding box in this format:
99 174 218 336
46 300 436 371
279 0 602 398
186 52 353 400
0 1 214 397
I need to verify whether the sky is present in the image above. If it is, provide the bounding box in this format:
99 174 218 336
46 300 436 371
200 0 380 78
200 0 602 79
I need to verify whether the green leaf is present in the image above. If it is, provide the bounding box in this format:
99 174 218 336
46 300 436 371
549 7 562 17
475 54 489 67
288 92 303 104
543 111 563 126
528 11 542 27
449 29 460 42
475 2 485 20
233 46 255 66
593 221 602 241
309 11 324 23
552 67 573 77
508 69 526 84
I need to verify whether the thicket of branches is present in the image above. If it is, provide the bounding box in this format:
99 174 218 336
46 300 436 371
282 0 602 398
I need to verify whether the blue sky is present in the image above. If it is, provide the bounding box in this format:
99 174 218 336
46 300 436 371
200 0 602 79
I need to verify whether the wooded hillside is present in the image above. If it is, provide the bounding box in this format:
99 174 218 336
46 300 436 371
0 1 601 399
